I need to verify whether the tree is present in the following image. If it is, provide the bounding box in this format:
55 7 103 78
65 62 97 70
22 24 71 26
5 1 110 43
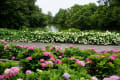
0 0 47 29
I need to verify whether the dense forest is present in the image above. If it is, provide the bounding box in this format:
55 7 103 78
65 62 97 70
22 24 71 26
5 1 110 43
0 0 120 30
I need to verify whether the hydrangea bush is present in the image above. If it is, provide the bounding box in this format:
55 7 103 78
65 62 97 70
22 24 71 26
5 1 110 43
0 29 120 45
0 40 120 80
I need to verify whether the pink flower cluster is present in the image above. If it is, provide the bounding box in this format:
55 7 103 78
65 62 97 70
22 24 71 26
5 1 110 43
70 45 75 48
103 75 120 80
0 67 20 79
86 58 92 64
25 70 32 74
27 56 32 60
110 54 118 61
69 57 85 67
11 56 15 60
91 55 100 57
54 46 60 52
0 40 8 44
76 61 85 67
91 48 120 54
24 45 37 50
43 52 55 61
55 59 62 64
16 44 23 48
41 47 46 51
4 45 8 51
41 61 53 68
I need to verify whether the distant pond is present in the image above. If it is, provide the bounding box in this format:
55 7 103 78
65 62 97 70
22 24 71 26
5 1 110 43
45 25 60 32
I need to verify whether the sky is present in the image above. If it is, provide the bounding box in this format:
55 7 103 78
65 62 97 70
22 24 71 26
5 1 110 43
36 0 98 16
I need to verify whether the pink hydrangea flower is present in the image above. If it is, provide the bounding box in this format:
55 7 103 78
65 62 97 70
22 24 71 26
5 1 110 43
28 47 34 50
70 45 75 48
91 76 98 80
4 69 10 76
55 59 62 64
54 46 59 52
41 63 46 68
48 53 53 58
16 44 23 48
76 61 85 67
4 45 8 51
105 50 110 53
59 56 62 59
110 75 119 80
103 75 120 80
25 70 32 74
24 45 29 49
40 59 44 62
41 47 46 51
69 57 75 60
103 78 110 80
110 56 115 61
50 47 53 50
0 40 8 44
0 75 4 79
51 57 55 61
112 54 118 58
9 67 20 76
12 56 15 60
75 59 79 62
111 49 116 53
86 58 92 64
47 61 53 66
43 52 50 56
27 56 32 60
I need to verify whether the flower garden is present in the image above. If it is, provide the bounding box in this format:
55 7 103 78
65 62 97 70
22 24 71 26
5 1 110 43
0 40 120 80
0 29 120 45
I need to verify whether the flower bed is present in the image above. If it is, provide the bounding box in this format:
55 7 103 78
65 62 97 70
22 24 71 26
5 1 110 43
0 29 120 45
0 40 120 80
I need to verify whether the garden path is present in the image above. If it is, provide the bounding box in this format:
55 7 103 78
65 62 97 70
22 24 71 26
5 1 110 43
8 42 120 51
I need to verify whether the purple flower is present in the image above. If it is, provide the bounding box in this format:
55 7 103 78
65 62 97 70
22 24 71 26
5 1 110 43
110 75 119 80
25 70 32 74
63 73 71 80
103 78 110 80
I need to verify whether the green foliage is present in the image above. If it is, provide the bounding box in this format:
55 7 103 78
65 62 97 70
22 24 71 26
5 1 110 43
1 29 120 45
53 1 120 30
0 41 120 79
0 61 18 74
0 0 47 29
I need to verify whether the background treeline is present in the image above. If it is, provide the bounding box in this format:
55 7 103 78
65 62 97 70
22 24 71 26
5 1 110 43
0 0 120 30
53 0 120 30
0 0 50 29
